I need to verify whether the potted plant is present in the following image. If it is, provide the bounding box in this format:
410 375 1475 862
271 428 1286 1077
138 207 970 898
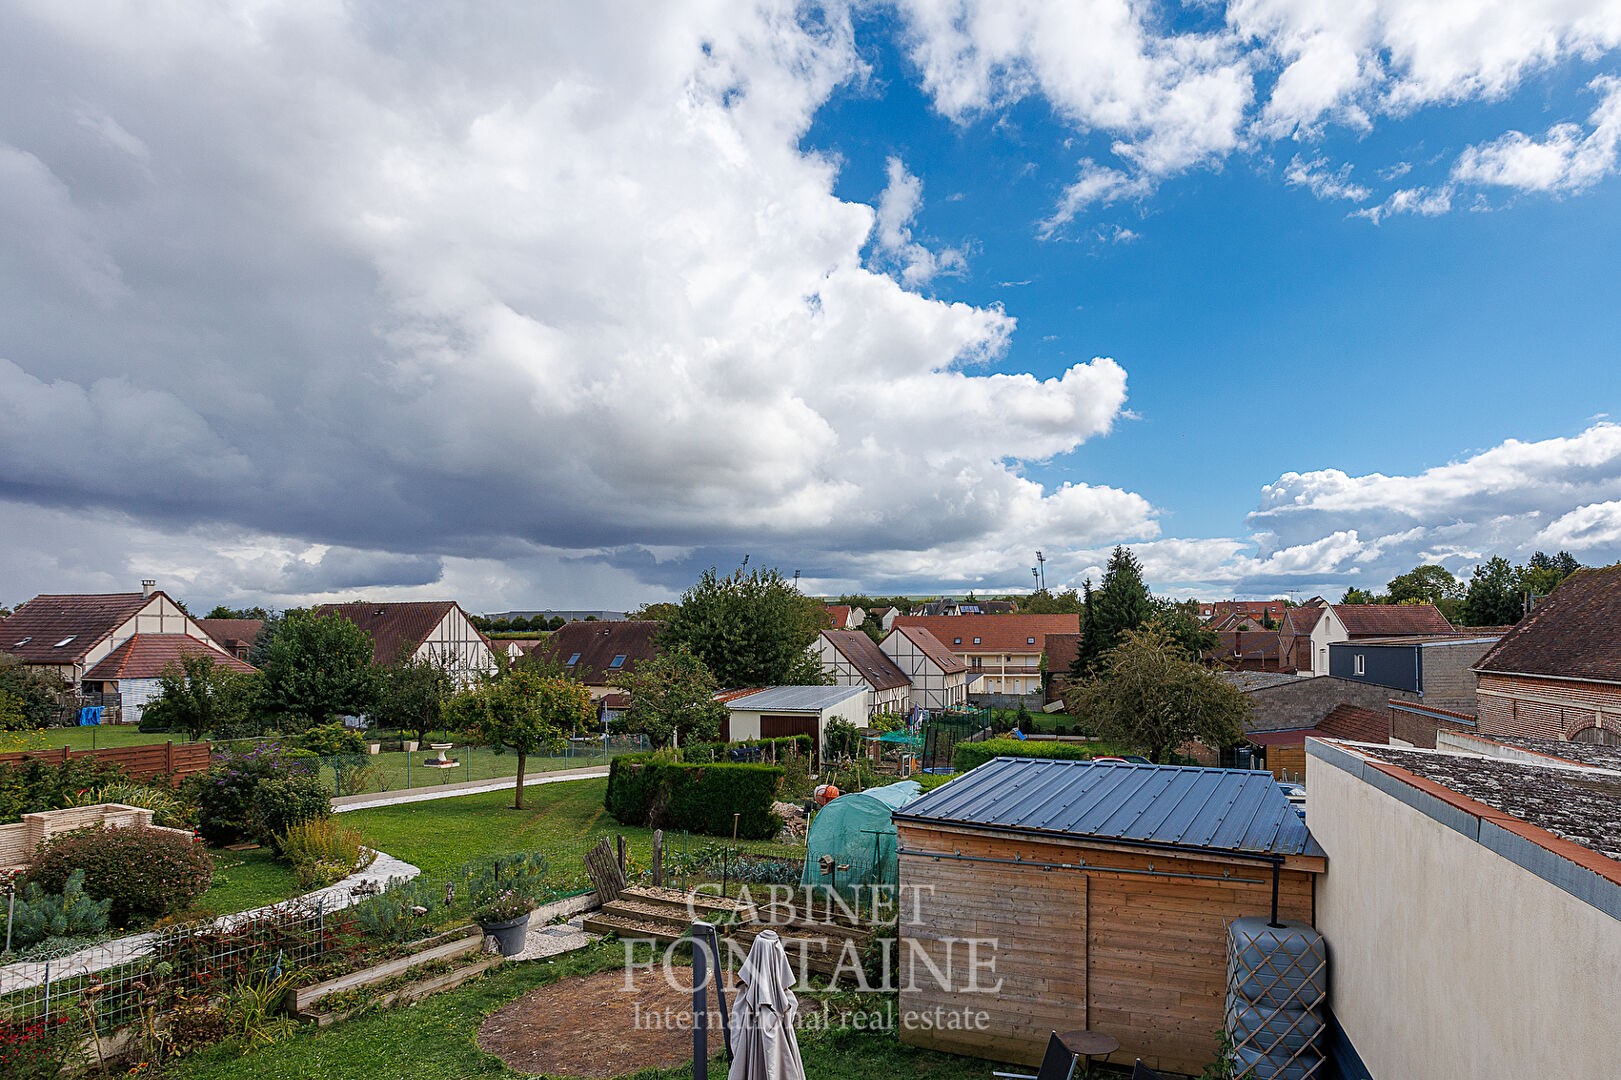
402 740 419 753
474 888 533 956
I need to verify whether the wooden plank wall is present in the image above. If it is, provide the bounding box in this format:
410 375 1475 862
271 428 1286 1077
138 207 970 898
0 740 213 782
1267 745 1307 781
896 824 1316 1076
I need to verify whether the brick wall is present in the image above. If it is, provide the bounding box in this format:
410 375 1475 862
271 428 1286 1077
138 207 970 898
1475 673 1621 740
1244 676 1419 733
1416 640 1498 710
1389 702 1477 749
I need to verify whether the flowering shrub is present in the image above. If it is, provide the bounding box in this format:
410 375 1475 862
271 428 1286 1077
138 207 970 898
0 1016 77 1080
184 741 318 844
29 825 214 924
473 888 531 924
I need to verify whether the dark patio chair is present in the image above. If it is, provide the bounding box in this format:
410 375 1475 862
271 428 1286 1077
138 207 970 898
993 1032 1078 1080
1131 1060 1163 1080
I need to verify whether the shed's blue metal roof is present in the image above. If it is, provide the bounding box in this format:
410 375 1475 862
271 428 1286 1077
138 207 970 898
725 684 866 711
894 757 1324 858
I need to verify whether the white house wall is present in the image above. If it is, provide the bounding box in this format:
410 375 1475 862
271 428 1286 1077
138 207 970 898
1308 608 1347 676
78 594 225 685
880 632 968 710
1307 743 1621 1078
815 636 909 716
416 608 498 684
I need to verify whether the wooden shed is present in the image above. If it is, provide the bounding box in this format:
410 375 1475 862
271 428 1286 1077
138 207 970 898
893 757 1325 1076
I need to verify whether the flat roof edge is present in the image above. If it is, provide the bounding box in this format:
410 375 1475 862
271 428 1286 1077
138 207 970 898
1308 738 1621 921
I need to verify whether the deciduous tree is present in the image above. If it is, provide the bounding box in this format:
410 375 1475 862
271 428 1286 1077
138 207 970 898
1462 556 1525 627
617 644 727 748
140 654 259 741
374 655 457 744
660 563 828 687
447 669 594 808
1065 623 1251 764
259 611 377 731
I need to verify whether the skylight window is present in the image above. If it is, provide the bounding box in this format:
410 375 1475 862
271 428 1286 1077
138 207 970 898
1027 637 1036 645
609 655 627 668
14 637 31 646
566 653 581 666
972 637 981 645
953 637 962 645
53 636 76 648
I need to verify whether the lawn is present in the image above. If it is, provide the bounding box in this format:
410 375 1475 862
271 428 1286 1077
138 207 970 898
187 847 305 919
28 725 187 752
343 777 802 885
168 939 998 1080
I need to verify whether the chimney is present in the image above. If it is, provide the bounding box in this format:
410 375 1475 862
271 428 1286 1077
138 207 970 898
141 579 156 598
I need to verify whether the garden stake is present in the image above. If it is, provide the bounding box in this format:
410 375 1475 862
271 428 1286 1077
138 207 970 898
4 875 14 955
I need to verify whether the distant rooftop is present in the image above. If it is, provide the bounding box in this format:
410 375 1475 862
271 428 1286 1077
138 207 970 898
1464 735 1621 772
1218 670 1303 692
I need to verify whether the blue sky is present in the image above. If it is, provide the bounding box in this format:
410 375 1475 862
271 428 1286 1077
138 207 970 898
2 2 1621 611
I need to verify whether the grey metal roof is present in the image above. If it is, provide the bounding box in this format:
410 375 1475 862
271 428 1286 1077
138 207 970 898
895 756 1324 859
726 684 866 712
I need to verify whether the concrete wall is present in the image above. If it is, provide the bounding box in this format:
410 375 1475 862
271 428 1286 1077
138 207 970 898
1244 676 1417 733
1307 743 1621 1079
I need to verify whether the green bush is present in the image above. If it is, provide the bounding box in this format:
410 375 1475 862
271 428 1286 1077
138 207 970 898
951 737 1104 772
70 781 193 828
0 757 130 824
605 756 784 838
185 741 318 844
296 723 369 757
7 869 112 947
29 825 214 924
252 774 331 839
823 718 860 760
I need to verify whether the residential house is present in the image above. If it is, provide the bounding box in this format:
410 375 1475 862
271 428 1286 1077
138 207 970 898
822 604 866 630
869 606 903 635
2 584 236 712
815 629 911 716
1308 738 1621 1079
1197 599 1290 627
1204 628 1283 671
1327 631 1505 712
891 614 1079 700
1284 602 1454 676
879 625 968 710
539 620 662 715
84 635 257 722
313 601 496 684
1472 565 1621 743
197 618 263 661
1278 599 1328 673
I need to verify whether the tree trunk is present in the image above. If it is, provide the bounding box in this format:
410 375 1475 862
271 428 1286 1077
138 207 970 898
514 749 527 809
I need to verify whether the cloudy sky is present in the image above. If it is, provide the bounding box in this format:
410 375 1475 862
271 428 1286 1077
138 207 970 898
3 1 1621 613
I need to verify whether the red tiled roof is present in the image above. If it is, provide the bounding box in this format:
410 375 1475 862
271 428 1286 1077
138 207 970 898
1319 703 1390 742
1209 630 1282 659
1 593 154 664
313 602 465 666
1475 565 1621 681
892 614 1079 654
825 605 852 628
540 620 661 686
197 618 263 651
895 625 968 674
1283 605 1326 636
1333 603 1454 636
821 630 910 690
85 634 256 680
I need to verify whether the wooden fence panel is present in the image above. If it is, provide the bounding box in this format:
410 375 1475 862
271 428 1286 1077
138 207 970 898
0 740 213 782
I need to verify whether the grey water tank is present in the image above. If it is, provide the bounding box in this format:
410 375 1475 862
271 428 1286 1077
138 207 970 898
1226 917 1328 1079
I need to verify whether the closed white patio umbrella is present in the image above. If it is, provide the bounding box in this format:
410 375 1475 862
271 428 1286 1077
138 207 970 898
727 930 806 1080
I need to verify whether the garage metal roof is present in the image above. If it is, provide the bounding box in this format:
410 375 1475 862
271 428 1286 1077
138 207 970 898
895 756 1323 858
725 684 866 712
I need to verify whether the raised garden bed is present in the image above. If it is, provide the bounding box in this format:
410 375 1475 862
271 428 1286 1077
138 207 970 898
287 926 494 1024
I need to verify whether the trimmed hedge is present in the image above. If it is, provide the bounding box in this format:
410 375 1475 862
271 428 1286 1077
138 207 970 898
606 756 784 839
951 738 1105 773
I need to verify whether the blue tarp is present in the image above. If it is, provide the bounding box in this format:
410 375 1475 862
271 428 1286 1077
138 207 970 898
78 706 103 726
